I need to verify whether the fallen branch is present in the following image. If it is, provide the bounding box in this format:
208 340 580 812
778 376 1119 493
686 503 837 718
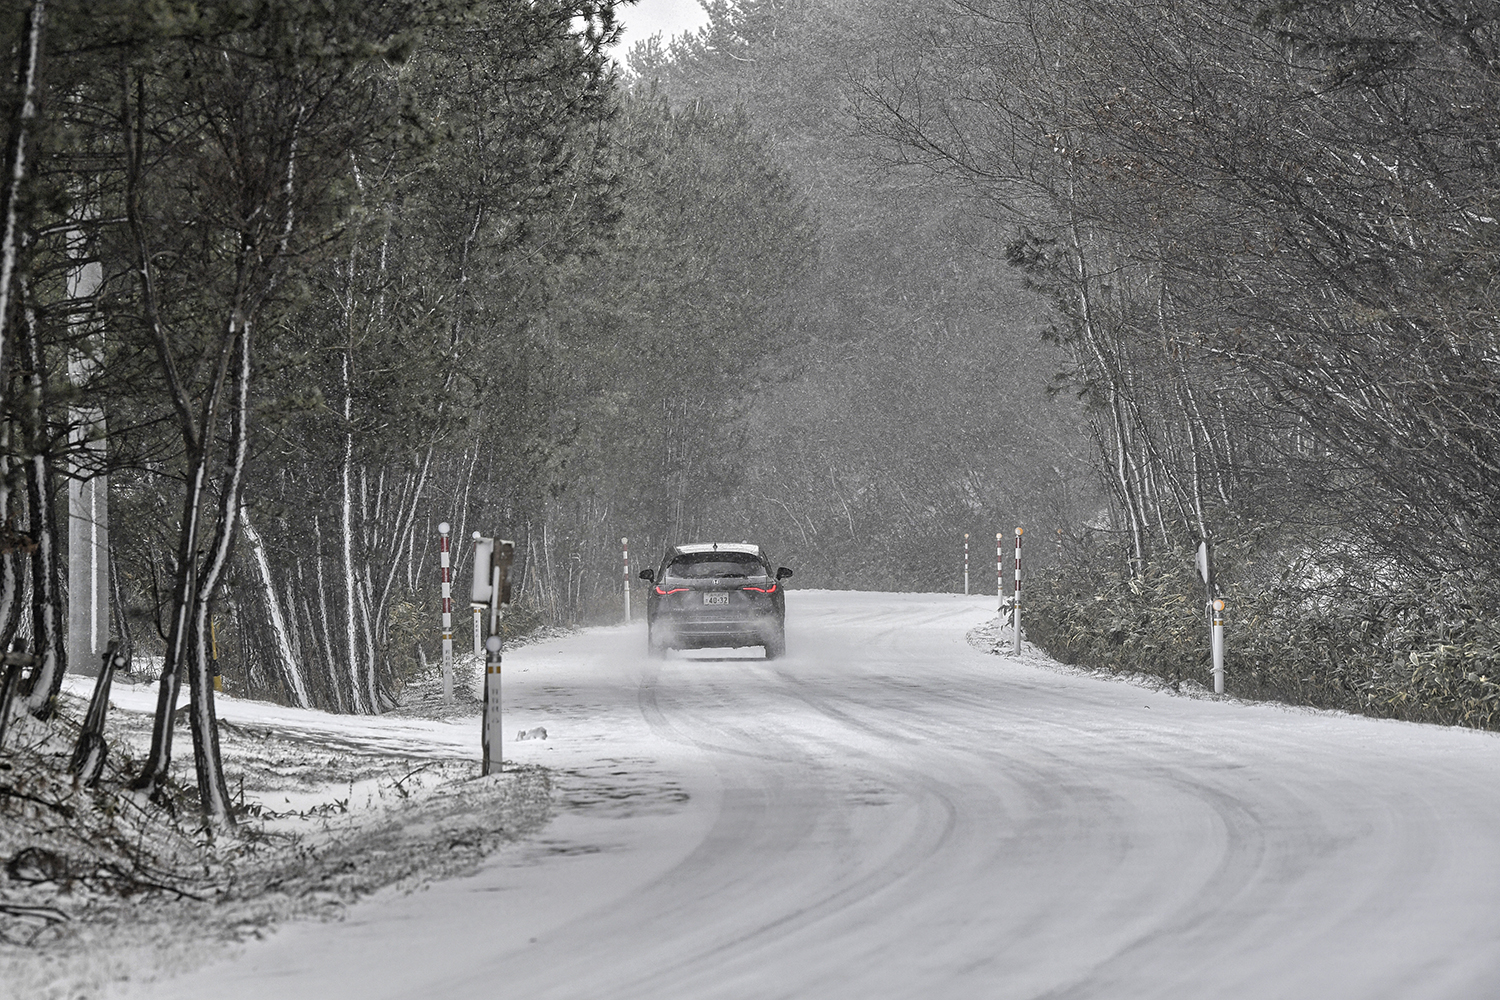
0 783 75 817
0 902 70 924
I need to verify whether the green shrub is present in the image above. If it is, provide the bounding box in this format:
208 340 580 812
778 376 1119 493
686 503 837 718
1026 548 1500 730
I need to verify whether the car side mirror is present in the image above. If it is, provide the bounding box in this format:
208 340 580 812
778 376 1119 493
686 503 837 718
776 567 793 580
638 569 655 583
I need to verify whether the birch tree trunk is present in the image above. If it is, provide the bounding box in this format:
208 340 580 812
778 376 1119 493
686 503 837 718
339 350 371 713
1068 218 1147 568
242 505 310 707
311 519 348 712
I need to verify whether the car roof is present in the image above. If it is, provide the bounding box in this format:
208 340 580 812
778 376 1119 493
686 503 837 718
671 542 762 557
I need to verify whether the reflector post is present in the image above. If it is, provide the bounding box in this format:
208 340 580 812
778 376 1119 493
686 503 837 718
1013 527 1024 653
472 533 515 775
996 533 1004 613
1212 598 1226 695
439 522 453 706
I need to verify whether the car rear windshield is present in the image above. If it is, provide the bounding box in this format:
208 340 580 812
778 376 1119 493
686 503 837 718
663 552 768 580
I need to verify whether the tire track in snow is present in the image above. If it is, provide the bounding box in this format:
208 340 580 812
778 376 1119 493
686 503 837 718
112 592 1500 1000
584 654 964 1000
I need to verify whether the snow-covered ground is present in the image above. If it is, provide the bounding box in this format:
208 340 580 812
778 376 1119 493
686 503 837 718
98 589 1500 998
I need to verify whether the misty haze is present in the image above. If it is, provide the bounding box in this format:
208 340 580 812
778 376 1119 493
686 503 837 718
4 2 1500 998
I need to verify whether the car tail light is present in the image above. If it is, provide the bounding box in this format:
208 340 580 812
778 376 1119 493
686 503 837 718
655 586 688 595
741 584 777 594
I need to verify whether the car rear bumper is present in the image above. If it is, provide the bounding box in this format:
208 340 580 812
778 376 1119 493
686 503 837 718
652 612 781 649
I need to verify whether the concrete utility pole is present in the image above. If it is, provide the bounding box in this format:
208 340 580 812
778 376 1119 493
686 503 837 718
66 229 108 676
66 469 108 674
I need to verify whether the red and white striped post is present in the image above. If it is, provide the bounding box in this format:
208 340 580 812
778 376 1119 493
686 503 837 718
963 533 970 596
622 537 631 622
996 532 1004 613
439 522 454 706
1013 527 1023 653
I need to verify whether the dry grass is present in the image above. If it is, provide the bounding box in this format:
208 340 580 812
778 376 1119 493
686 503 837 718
1 681 552 998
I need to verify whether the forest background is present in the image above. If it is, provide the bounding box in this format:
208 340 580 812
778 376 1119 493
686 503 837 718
2 0 1498 822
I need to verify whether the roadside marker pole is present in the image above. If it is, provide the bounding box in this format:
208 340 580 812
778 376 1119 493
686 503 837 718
996 533 1004 612
623 536 631 623
473 534 515 775
1013 527 1023 653
1197 536 1224 695
1212 598 1226 695
439 523 454 706
963 534 970 595
473 608 482 657
484 628 502 773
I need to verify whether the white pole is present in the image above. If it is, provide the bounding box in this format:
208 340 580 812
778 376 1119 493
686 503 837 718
471 532 506 775
1013 527 1023 653
963 533 970 596
622 536 630 623
483 635 503 773
996 532 1003 613
1212 598 1225 695
438 523 453 706
483 564 503 775
473 607 482 657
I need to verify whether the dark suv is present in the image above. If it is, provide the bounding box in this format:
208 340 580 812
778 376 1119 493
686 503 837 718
639 543 793 658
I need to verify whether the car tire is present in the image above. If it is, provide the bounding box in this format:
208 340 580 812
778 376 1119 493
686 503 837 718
647 626 667 659
764 626 786 660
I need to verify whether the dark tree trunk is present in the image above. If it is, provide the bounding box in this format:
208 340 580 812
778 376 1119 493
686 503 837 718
0 429 25 652
17 284 64 718
0 0 46 412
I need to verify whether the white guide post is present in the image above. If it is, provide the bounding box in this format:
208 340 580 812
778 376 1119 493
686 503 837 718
473 607 482 657
963 533 970 595
1013 527 1023 653
484 632 502 771
1212 598 1226 695
622 536 630 623
438 523 454 706
996 532 1004 613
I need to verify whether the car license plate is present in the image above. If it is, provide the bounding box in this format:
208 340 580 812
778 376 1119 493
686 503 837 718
704 592 730 606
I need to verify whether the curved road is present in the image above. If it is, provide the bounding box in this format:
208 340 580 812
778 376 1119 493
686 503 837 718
134 590 1500 999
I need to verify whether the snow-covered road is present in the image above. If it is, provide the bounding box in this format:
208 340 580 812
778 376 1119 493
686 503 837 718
120 590 1500 999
